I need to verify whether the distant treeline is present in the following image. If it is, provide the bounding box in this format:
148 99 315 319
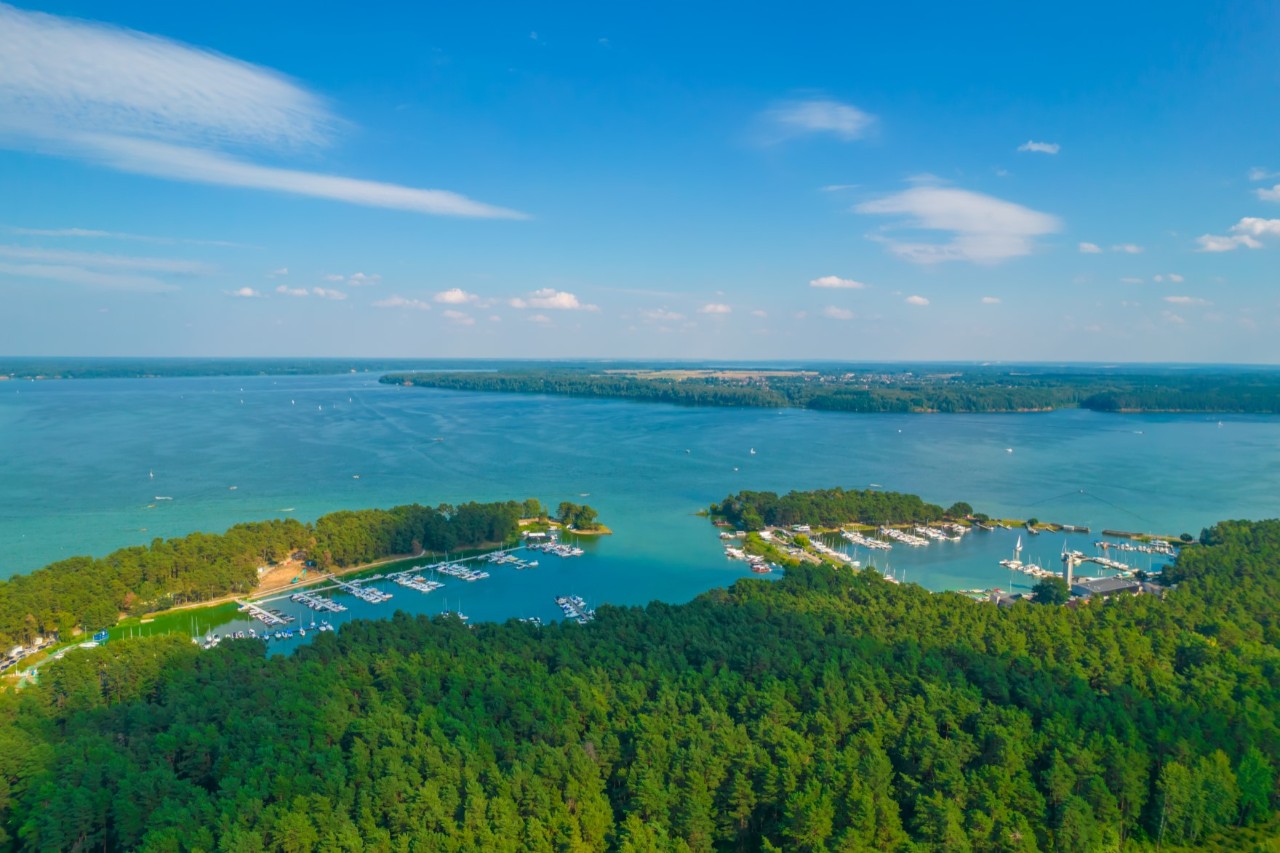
384 370 787 407
383 368 1280 414
713 487 954 530
2 517 1277 849
0 499 540 646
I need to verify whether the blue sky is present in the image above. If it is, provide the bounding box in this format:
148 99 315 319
2 1 1279 361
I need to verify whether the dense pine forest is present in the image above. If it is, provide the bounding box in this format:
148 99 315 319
712 487 954 530
1 517 1276 850
0 500 537 648
383 368 1280 414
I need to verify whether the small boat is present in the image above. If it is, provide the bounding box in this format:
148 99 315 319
749 448 756 455
154 496 173 501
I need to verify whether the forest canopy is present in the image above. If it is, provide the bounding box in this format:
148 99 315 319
0 517 1276 850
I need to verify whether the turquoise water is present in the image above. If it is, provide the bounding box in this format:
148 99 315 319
3 374 1279 640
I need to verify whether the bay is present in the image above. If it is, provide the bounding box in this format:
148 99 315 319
3 373 1278 642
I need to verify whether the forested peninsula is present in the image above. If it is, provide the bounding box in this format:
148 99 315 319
1 517 1277 850
0 499 539 648
382 367 1280 414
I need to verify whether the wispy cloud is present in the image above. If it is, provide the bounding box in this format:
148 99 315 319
822 306 855 320
346 272 380 287
0 3 525 219
274 284 346 299
809 275 866 289
509 288 597 311
640 308 685 323
762 97 876 142
442 309 475 326
269 267 288 276
1078 242 1102 254
1152 274 1184 283
1120 277 1144 284
1196 217 1280 252
1259 185 1280 202
698 303 732 314
1165 295 1208 305
1112 243 1143 254
820 184 860 192
0 261 175 291
0 244 211 274
372 295 431 310
4 225 246 247
856 185 1060 263
1017 140 1060 155
1249 167 1278 182
905 295 929 306
981 296 1001 304
228 287 262 298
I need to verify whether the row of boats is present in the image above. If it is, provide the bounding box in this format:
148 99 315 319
555 595 595 624
289 591 348 613
197 620 336 649
336 579 393 604
528 541 585 558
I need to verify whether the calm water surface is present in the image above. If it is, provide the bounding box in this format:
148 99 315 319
3 374 1278 639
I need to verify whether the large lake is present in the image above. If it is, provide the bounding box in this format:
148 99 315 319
3 373 1278 634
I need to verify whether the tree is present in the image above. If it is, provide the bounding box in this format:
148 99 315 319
1031 576 1069 605
946 501 974 518
1236 747 1273 826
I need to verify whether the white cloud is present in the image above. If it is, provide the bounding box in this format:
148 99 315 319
1112 243 1143 254
442 309 475 325
1078 242 1102 254
528 313 551 324
822 306 855 320
1164 295 1209 305
809 274 866 289
981 296 1001 304
763 98 876 142
1168 273 1184 282
323 273 345 282
276 284 308 297
346 272 380 287
751 309 768 318
268 267 287 276
228 287 262 298
510 288 597 311
1017 140 1060 154
856 185 1060 263
434 287 478 304
372 295 431 310
1249 167 1278 181
698 303 732 314
1258 185 1280 202
820 184 859 192
1163 311 1186 325
0 4 525 219
905 295 929 306
312 287 346 300
1196 217 1280 252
